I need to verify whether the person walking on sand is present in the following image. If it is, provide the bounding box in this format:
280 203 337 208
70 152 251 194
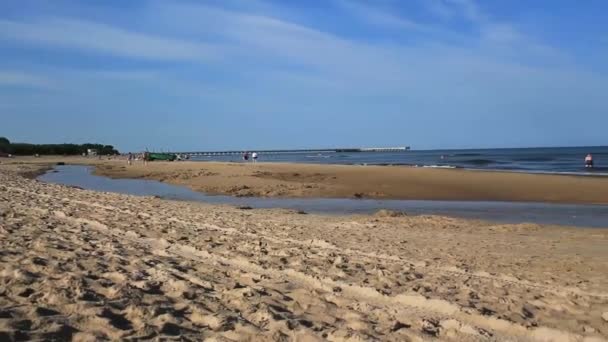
243 152 249 162
143 151 149 166
585 154 594 168
127 152 133 166
252 152 258 163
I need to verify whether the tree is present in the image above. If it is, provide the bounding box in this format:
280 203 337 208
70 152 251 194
0 138 120 155
0 137 11 153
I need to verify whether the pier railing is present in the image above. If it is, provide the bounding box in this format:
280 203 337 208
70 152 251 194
172 147 409 156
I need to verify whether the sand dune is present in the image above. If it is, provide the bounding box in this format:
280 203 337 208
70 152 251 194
1 165 608 340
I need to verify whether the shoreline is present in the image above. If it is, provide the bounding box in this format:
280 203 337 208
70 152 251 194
37 164 608 228
97 160 608 205
2 156 608 204
1 165 608 339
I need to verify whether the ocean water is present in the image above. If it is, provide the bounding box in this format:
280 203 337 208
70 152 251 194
38 166 608 228
191 146 608 175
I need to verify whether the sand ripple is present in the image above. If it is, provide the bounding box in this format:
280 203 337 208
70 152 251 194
1 169 608 341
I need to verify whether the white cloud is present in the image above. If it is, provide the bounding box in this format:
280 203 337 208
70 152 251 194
0 0 605 149
0 1 600 105
0 1 570 79
0 18 219 61
149 2 423 84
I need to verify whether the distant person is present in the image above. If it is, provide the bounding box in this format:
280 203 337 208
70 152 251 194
143 152 149 165
127 153 133 166
252 152 258 163
585 154 594 168
243 152 249 162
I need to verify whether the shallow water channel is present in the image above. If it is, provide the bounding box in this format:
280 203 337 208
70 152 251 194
38 165 608 228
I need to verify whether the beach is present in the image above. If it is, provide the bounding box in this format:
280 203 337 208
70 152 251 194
1 159 608 340
2 0 606 339
99 161 608 204
5 156 608 204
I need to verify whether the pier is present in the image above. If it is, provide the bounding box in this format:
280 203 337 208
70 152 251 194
173 147 409 157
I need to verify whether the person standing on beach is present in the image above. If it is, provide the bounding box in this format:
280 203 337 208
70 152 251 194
143 152 149 166
243 152 249 162
127 153 133 166
252 152 258 163
585 154 594 168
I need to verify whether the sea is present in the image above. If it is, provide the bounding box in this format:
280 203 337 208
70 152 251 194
191 146 608 176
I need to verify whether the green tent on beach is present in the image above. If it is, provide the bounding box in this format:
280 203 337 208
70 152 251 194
147 153 177 161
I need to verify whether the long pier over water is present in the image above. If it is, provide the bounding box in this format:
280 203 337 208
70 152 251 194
174 147 409 156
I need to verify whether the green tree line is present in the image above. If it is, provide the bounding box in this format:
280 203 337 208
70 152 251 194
0 137 119 155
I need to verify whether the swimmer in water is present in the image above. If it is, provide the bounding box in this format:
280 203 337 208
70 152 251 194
585 154 594 168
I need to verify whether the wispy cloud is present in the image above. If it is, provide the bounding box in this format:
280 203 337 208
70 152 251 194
333 0 431 32
423 0 456 19
444 0 485 23
1 0 606 149
0 0 579 95
0 18 219 62
419 0 565 62
0 70 53 89
0 1 570 77
149 2 379 72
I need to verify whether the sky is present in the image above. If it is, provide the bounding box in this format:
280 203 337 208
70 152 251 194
0 0 607 152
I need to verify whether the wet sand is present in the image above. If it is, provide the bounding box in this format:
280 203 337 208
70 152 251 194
87 159 608 204
5 156 608 204
1 162 608 340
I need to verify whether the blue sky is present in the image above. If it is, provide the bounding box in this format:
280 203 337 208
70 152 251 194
1 0 606 151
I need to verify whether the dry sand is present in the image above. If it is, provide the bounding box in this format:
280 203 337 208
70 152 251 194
1 161 608 340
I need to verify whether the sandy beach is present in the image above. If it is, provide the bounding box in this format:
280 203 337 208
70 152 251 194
1 160 608 340
2 0 606 339
97 160 608 204
5 156 608 204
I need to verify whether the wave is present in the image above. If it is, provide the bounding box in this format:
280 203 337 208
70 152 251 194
418 165 459 169
369 163 409 166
